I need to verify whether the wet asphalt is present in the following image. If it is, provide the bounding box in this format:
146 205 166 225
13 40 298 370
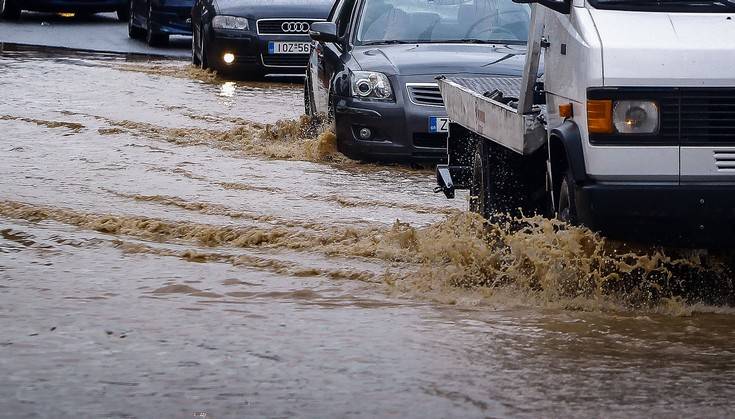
0 11 189 57
1 23 735 419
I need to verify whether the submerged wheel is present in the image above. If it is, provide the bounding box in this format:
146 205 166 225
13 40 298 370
304 78 314 117
196 27 210 70
470 138 492 219
145 3 169 46
557 169 578 225
0 0 22 20
191 27 200 66
469 137 535 220
127 0 144 39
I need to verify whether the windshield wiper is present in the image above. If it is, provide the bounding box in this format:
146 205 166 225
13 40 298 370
599 0 735 8
428 39 495 44
361 40 418 46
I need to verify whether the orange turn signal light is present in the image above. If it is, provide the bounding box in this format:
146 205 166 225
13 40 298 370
559 103 573 119
587 100 614 134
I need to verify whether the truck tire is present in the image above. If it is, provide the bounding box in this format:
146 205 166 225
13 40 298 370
0 0 22 20
557 169 578 224
470 138 534 220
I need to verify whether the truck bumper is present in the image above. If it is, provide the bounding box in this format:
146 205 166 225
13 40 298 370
576 183 735 248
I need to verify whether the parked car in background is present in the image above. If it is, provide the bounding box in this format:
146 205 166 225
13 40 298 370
306 0 530 162
0 0 128 21
191 0 333 78
128 0 194 46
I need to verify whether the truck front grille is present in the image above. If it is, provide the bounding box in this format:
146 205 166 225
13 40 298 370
660 89 735 145
406 83 444 107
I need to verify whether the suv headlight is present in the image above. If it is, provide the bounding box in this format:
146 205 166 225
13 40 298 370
613 101 659 134
350 71 393 101
212 16 249 31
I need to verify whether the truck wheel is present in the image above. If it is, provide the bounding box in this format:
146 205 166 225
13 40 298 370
0 0 22 20
470 138 533 220
557 169 578 224
470 138 492 218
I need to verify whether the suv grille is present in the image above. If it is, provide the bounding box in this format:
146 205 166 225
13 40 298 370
406 83 444 107
660 89 735 145
257 19 319 35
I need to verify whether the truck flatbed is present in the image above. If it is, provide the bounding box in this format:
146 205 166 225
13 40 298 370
438 75 547 155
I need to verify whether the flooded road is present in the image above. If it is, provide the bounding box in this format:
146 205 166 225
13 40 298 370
2 46 735 418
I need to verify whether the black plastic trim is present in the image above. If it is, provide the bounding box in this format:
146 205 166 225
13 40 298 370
550 120 587 183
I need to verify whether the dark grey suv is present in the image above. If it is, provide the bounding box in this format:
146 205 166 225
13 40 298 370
305 0 530 162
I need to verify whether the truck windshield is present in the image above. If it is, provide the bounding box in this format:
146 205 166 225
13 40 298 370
355 0 530 46
589 0 735 12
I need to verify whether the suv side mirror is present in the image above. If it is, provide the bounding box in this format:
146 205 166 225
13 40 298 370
310 22 339 43
513 0 571 14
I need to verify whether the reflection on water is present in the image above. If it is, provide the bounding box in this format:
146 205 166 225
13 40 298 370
220 81 237 97
1 46 735 418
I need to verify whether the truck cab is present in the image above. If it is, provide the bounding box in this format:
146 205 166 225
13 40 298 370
436 0 735 247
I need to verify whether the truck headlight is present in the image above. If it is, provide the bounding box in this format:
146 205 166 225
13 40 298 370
212 16 249 31
613 101 659 134
588 99 660 135
350 71 393 101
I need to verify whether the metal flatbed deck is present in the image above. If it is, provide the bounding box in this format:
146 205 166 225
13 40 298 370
438 75 546 155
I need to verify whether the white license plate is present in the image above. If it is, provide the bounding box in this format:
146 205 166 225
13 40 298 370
429 117 450 133
268 42 310 54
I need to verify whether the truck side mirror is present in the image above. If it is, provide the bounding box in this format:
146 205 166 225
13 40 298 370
310 22 339 43
512 0 571 14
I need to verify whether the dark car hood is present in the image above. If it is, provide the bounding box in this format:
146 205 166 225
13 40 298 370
215 0 332 19
352 43 526 77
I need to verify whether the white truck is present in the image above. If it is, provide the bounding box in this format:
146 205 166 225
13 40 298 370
435 0 735 247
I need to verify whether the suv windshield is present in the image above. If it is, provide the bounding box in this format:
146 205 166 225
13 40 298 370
356 0 530 45
589 0 735 12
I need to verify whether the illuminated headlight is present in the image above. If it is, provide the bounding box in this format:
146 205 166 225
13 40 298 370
613 100 659 134
350 71 393 101
212 16 249 31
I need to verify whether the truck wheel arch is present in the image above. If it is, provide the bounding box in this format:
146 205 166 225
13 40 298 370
549 120 587 185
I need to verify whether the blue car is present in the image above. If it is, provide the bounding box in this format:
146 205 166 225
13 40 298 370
128 0 193 46
0 0 128 20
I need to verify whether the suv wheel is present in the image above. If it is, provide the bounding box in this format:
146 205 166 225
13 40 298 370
191 27 201 66
116 4 130 21
0 0 22 20
198 27 209 69
128 0 144 39
145 3 168 46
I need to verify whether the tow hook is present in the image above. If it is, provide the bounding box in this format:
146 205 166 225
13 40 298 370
435 165 455 199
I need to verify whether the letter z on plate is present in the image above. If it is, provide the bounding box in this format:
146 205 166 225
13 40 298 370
429 117 450 133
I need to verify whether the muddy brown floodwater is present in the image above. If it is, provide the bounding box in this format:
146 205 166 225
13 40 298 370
1 45 735 419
